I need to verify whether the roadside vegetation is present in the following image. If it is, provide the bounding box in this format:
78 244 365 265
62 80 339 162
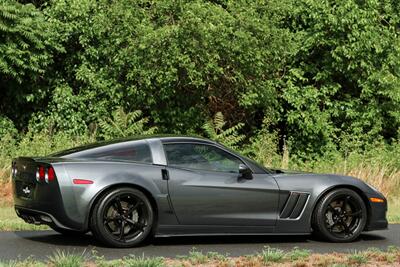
0 112 399 230
0 0 400 228
0 247 399 266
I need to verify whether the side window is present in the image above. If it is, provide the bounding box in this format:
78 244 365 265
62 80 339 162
70 141 152 163
164 143 243 172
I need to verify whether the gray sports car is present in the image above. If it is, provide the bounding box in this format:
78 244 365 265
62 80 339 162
12 136 387 247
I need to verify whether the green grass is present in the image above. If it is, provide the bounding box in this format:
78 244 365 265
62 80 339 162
260 246 285 263
0 247 399 266
388 198 400 223
287 247 311 260
48 250 85 267
0 257 45 267
94 254 165 267
347 251 368 265
177 248 228 264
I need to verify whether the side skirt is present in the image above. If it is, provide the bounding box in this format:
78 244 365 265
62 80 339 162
156 225 310 237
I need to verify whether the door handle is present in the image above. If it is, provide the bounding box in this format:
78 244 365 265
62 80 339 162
161 169 169 180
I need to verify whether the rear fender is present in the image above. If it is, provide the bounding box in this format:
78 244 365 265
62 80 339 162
60 161 176 231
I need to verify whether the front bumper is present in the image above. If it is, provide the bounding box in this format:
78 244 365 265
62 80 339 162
364 194 388 231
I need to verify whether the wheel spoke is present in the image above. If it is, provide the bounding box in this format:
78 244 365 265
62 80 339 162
119 220 126 241
327 223 337 231
127 221 146 231
114 197 124 214
134 222 146 231
125 218 137 226
342 195 351 209
326 205 336 214
341 221 352 236
104 216 118 224
126 201 141 215
347 210 362 217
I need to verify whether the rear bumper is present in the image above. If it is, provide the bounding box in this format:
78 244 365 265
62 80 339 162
12 170 85 231
15 206 76 230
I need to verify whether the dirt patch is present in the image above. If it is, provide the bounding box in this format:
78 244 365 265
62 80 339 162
0 181 13 206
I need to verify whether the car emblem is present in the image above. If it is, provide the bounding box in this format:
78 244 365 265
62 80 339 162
22 186 31 195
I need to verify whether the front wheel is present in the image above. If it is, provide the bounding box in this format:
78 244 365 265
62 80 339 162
90 187 154 247
312 188 367 242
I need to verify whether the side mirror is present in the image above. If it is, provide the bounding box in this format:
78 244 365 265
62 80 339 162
239 164 253 180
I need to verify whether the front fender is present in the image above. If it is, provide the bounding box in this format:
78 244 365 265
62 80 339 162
273 173 384 233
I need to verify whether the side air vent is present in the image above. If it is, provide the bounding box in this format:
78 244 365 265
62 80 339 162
280 192 309 219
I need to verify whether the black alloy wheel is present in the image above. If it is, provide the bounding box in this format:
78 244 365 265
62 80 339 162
90 187 154 247
312 188 367 242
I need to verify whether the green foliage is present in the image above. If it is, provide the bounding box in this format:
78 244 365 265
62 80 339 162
40 0 295 133
347 251 368 265
245 118 281 168
0 257 45 267
0 116 17 139
277 0 400 156
0 130 92 182
0 0 60 128
96 255 164 267
48 250 85 267
260 246 285 263
0 0 400 166
0 0 55 81
202 112 244 149
29 84 88 135
287 247 311 261
98 108 157 140
178 248 228 265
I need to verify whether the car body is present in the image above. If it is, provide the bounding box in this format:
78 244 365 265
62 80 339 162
12 136 388 246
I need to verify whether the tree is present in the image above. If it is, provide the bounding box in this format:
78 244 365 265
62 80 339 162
0 0 59 128
276 0 400 157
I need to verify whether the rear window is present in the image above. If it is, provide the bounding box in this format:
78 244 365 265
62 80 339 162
54 141 152 163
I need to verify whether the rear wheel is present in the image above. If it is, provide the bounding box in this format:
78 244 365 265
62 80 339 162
90 187 154 247
312 188 367 242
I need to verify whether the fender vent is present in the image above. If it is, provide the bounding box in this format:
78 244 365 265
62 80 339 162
280 192 309 219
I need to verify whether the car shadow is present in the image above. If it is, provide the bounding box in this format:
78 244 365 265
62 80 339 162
17 230 386 248
151 234 312 246
357 233 386 241
15 231 103 247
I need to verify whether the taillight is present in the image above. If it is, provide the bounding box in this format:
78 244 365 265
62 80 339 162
36 166 56 183
47 167 55 182
37 166 45 182
11 162 17 178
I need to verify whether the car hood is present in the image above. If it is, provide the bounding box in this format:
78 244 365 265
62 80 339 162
270 169 384 197
267 168 309 175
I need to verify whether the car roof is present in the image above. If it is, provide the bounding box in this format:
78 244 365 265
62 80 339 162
156 135 215 144
50 135 216 157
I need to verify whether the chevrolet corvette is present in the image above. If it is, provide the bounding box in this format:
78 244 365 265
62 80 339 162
12 136 387 247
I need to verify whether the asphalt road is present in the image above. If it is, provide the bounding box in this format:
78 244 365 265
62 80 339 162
0 225 399 261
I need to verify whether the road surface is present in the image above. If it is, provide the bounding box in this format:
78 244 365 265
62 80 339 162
0 225 398 261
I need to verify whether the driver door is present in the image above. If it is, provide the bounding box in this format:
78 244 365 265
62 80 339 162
164 142 279 226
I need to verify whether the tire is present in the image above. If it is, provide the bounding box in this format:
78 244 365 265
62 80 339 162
312 188 367 242
50 226 87 236
90 187 154 247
